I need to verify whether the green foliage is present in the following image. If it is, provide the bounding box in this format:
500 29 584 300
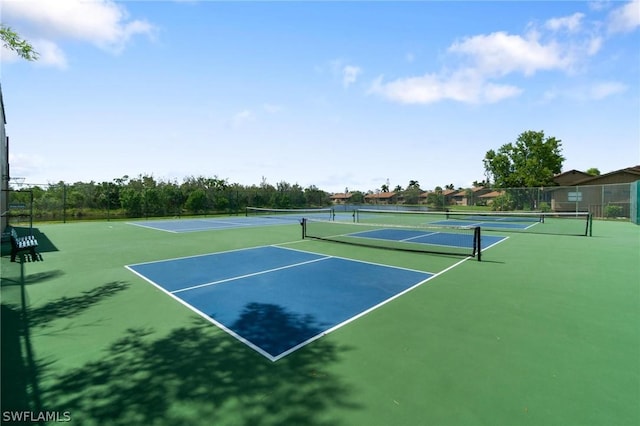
586 168 601 176
11 174 333 222
483 130 564 188
425 187 445 209
185 189 207 213
402 187 422 205
605 204 623 218
0 24 38 61
491 193 516 211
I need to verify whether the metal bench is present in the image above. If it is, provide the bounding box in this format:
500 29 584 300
9 227 39 262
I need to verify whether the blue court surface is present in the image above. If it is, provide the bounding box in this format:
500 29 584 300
348 228 505 250
128 216 299 233
126 246 436 361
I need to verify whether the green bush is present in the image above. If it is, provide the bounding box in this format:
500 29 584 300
538 201 551 212
491 193 515 211
604 204 623 218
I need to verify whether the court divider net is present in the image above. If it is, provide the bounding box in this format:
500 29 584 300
246 207 335 221
355 209 592 236
301 218 482 261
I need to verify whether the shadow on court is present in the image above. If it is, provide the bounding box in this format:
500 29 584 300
42 315 358 426
0 262 132 424
232 302 324 358
2 265 359 425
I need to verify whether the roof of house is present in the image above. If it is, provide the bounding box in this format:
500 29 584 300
478 190 504 198
554 169 592 179
330 193 352 200
364 191 397 199
568 165 640 186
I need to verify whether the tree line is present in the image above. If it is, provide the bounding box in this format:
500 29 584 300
6 130 573 221
8 176 332 222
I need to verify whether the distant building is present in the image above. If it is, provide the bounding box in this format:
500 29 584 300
550 166 640 216
329 193 353 205
364 192 397 205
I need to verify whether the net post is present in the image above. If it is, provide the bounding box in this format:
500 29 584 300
475 226 482 261
588 212 593 237
301 218 307 239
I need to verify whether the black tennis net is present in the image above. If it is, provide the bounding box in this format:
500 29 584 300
355 209 592 236
301 218 482 260
246 207 335 221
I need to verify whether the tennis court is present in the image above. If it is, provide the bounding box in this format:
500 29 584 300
1 213 638 426
127 245 435 361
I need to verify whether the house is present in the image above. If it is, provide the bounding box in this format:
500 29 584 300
446 189 466 206
569 165 640 186
466 186 493 206
478 190 504 206
549 166 640 216
364 191 397 205
553 169 593 186
329 193 353 205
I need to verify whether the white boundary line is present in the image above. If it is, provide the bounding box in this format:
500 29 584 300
125 264 280 361
125 244 480 362
171 256 332 294
271 256 472 361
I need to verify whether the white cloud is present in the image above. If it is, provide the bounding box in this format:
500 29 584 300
369 9 622 106
448 31 572 77
369 69 522 105
327 59 362 87
607 0 640 33
263 103 283 114
230 110 254 128
31 39 68 69
342 65 362 88
8 152 45 179
542 81 627 102
546 13 585 33
588 81 628 99
2 0 155 56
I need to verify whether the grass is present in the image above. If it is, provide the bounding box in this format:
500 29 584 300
1 217 639 425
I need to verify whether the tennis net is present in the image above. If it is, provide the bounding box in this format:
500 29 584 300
246 207 335 221
355 209 592 236
302 218 482 260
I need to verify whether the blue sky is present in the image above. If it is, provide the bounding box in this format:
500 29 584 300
1 0 638 193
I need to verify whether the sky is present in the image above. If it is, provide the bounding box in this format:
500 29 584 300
1 0 639 193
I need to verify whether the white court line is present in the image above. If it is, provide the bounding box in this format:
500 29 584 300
171 255 333 294
125 243 484 362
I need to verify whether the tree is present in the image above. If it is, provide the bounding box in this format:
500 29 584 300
483 130 564 188
586 168 601 176
407 180 420 189
0 24 38 61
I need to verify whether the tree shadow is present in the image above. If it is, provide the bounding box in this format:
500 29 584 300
0 273 131 423
26 281 129 329
231 302 326 358
44 311 359 425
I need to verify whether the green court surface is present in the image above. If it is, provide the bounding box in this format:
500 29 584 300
1 218 639 425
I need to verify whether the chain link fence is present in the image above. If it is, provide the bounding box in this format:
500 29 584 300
2 181 636 227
